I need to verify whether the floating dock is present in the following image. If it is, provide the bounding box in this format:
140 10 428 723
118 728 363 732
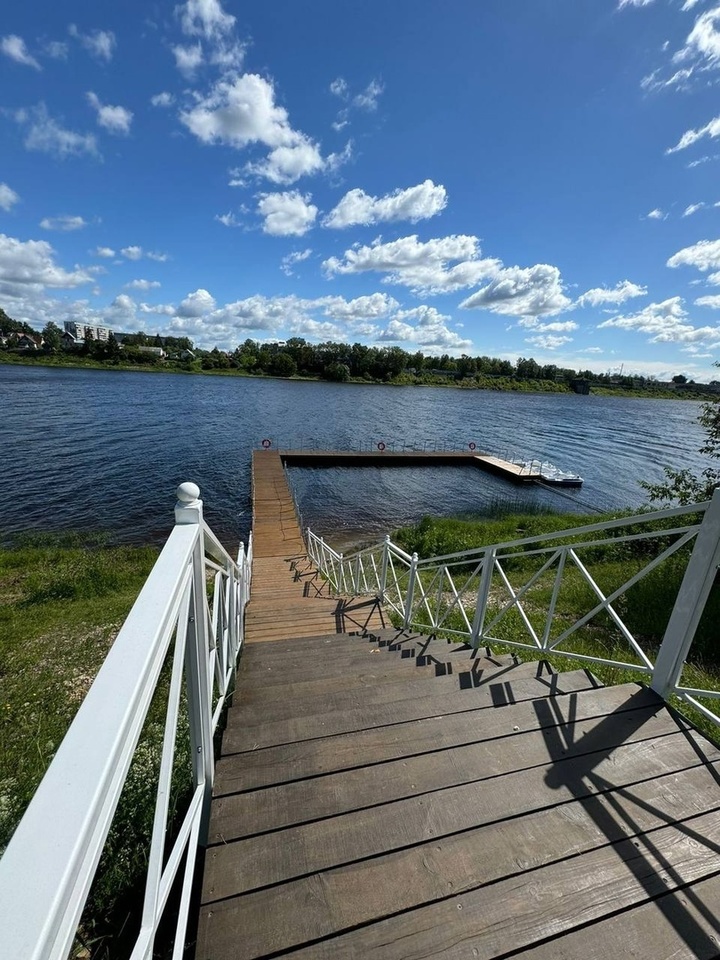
277 448 583 487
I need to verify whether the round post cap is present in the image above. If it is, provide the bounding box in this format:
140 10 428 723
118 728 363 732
176 481 201 503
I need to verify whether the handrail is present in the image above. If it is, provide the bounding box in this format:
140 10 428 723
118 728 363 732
0 483 252 960
308 490 720 726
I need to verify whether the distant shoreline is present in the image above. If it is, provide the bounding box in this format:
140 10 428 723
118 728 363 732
1 352 713 402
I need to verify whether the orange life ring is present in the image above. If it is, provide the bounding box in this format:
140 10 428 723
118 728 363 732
468 442 477 451
261 438 271 449
377 441 386 452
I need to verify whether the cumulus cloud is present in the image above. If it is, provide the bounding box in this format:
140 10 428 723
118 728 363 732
214 211 242 227
18 103 98 159
323 234 501 295
93 246 115 257
667 238 720 272
40 215 87 231
125 279 161 290
180 73 334 184
87 92 133 135
177 0 236 39
68 25 116 61
0 233 92 297
329 78 348 98
151 92 174 108
177 288 217 316
258 191 318 236
577 280 647 307
1 34 40 69
460 264 571 317
683 201 706 217
0 183 20 212
353 79 384 111
324 180 447 229
328 76 384 130
281 248 312 276
525 334 574 350
598 296 720 346
173 43 203 76
45 40 68 60
119 246 169 262
377 305 471 350
645 208 668 220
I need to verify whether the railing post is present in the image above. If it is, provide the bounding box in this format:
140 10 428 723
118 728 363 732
379 535 390 601
651 489 720 699
174 482 214 843
403 553 419 629
470 547 495 648
354 552 361 594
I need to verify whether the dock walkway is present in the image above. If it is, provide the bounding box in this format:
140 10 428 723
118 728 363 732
194 450 720 959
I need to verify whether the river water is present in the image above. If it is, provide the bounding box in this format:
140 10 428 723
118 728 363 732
0 365 707 550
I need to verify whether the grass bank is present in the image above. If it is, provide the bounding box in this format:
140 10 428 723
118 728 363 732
394 511 720 739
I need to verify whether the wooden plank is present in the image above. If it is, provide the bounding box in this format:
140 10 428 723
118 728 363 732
222 667 601 753
231 660 562 724
197 762 720 960
213 682 658 794
206 806 720 960
209 705 693 847
512 872 720 960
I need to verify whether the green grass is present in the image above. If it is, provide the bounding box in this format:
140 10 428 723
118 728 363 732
394 511 720 741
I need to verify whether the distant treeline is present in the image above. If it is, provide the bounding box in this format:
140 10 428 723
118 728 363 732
0 307 711 396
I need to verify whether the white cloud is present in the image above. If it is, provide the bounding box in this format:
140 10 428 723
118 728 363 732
180 73 331 184
93 246 115 258
119 245 169 262
39 215 87 232
0 183 20 212
617 0 656 7
177 288 217 316
682 0 703 9
125 279 161 290
177 0 236 39
173 43 203 76
525 334 574 350
281 248 312 276
330 77 348 98
324 180 447 229
641 66 694 91
667 237 720 272
0 233 92 296
18 103 98 159
214 211 242 227
258 191 318 236
377 305 472 351
68 25 116 62
151 92 174 108
323 234 501 295
45 40 68 60
519 319 579 332
353 79 384 111
668 114 720 154
598 296 720 346
1 34 40 69
675 6 720 67
683 201 706 216
577 280 647 307
645 208 667 220
322 292 398 321
87 92 133 135
460 264 571 317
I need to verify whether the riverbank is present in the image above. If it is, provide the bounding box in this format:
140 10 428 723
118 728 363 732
1 351 711 400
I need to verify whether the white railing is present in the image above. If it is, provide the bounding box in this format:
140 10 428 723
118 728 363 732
0 482 252 960
308 489 720 724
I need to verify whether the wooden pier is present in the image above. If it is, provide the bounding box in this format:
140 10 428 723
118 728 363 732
193 450 720 959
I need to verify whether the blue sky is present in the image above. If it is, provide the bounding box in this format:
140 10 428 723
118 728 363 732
2 0 720 379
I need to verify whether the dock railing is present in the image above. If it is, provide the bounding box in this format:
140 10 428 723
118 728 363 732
0 483 252 960
307 488 720 726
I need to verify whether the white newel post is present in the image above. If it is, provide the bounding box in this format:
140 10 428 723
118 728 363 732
174 482 215 842
379 535 390 601
651 488 720 700
470 547 495 648
403 553 419 629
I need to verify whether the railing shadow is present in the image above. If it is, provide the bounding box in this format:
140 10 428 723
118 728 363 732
535 689 720 951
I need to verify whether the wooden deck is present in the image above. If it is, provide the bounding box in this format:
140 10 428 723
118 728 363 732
193 450 720 958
